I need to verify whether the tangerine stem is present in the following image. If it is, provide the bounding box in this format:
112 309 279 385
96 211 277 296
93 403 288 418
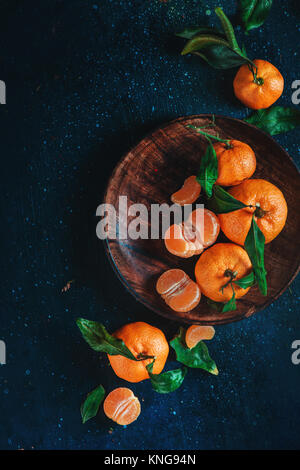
220 269 237 293
187 125 232 147
136 353 155 361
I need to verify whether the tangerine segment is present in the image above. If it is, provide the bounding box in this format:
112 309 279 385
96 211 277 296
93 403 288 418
214 140 256 187
185 325 215 349
103 388 141 425
108 322 169 383
171 175 201 205
188 208 220 248
164 224 197 258
195 243 252 302
218 179 288 245
156 269 201 313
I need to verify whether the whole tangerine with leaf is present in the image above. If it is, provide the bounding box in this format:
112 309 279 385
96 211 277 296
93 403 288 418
108 322 169 383
218 179 288 245
214 139 256 186
195 243 253 303
233 59 284 110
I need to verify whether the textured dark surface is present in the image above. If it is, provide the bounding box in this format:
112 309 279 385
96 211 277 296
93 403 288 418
0 0 299 450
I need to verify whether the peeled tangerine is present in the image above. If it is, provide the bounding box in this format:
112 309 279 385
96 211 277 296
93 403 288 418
171 175 201 205
185 325 215 349
164 208 220 258
156 268 201 313
103 388 141 426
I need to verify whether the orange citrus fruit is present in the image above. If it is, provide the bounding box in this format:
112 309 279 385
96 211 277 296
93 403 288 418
164 208 220 257
218 179 288 245
171 175 201 205
103 388 141 425
156 268 201 313
214 140 256 186
233 59 284 110
108 322 169 383
187 208 220 249
185 325 215 349
195 243 252 302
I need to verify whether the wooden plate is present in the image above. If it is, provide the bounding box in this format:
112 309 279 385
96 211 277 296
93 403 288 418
103 115 300 325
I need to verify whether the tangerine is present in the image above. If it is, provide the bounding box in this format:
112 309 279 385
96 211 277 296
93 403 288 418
218 179 288 245
233 59 284 110
103 387 141 425
108 322 169 383
214 139 256 186
195 243 252 302
164 208 220 257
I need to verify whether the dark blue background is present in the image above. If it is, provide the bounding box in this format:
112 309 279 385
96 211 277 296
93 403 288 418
0 0 299 450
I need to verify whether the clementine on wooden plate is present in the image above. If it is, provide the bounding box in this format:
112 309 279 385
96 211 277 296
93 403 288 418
195 243 252 302
214 139 256 186
164 208 220 258
218 179 288 245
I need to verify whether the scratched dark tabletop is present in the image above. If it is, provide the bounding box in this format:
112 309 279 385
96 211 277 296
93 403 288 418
0 0 299 450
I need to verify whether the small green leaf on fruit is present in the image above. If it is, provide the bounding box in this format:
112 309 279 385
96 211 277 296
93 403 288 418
76 318 136 360
244 216 267 296
146 360 187 394
233 271 256 289
196 139 218 198
208 185 249 213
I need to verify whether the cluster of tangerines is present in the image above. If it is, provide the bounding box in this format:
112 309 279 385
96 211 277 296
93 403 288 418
101 61 288 426
105 322 215 425
156 132 288 312
82 30 290 428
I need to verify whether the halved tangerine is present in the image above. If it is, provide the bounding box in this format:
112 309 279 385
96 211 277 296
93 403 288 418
187 208 220 248
103 388 141 426
164 223 195 258
164 209 220 258
156 268 201 313
171 175 201 205
185 325 215 349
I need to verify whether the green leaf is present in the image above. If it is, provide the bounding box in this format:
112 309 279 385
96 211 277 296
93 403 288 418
181 34 230 56
170 328 218 375
76 318 136 360
80 384 105 424
176 26 225 40
215 7 241 53
207 298 225 312
146 361 187 394
240 0 273 33
222 288 237 312
208 185 249 213
207 290 237 313
244 216 267 296
194 43 248 69
233 271 256 289
196 139 218 198
245 107 300 136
